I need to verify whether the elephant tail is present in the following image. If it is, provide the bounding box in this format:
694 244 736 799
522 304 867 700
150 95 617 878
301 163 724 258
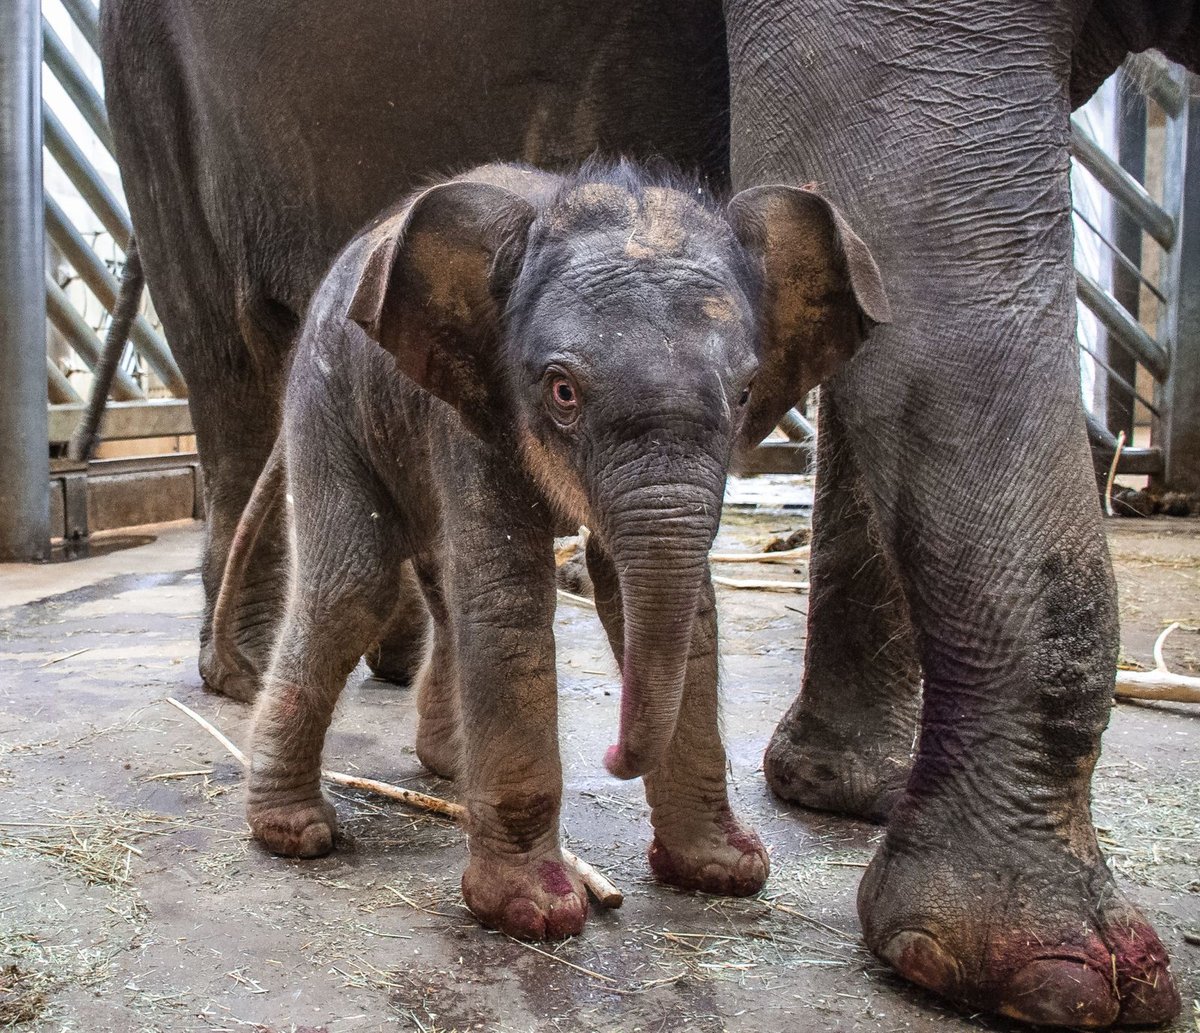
67 237 144 462
212 434 286 689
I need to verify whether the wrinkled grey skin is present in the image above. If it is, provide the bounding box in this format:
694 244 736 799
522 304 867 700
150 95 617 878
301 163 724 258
226 162 886 940
732 1 1196 1027
99 0 731 698
101 0 1197 1022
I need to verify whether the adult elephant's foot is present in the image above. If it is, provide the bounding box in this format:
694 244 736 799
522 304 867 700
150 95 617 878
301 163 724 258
858 824 1180 1027
198 641 260 703
415 712 462 780
247 791 338 859
764 711 910 824
649 808 769 897
462 850 588 940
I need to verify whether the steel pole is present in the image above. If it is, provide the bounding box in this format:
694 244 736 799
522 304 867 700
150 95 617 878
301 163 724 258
1158 68 1200 492
1106 80 1146 442
0 0 50 561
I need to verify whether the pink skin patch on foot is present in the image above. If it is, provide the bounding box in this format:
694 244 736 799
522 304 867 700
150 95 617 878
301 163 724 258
538 860 575 897
720 811 763 854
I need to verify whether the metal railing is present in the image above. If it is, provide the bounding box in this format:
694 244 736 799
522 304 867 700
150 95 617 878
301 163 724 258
1072 57 1199 490
0 0 195 560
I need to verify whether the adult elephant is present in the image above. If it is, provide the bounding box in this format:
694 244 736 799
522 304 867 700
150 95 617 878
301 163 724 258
99 0 731 696
731 1 1194 1028
101 0 1193 1026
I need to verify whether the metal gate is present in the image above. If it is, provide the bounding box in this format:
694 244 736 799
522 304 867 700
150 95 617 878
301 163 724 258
1 2 1197 561
1073 55 1200 490
1 0 198 562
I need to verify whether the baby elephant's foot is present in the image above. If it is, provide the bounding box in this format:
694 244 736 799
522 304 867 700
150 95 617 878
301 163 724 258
650 809 769 897
462 850 588 940
247 791 338 859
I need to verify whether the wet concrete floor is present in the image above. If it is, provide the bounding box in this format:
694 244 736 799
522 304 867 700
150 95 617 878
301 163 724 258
0 508 1196 1032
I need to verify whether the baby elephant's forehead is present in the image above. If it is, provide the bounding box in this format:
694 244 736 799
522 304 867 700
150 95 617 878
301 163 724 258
549 184 725 260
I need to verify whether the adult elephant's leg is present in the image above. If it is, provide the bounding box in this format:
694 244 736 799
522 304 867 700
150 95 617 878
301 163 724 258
726 2 1179 1024
101 55 289 700
586 540 769 895
365 560 430 687
763 392 920 823
846 361 1179 1026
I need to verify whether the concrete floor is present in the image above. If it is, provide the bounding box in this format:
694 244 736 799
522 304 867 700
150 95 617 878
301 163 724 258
0 507 1197 1032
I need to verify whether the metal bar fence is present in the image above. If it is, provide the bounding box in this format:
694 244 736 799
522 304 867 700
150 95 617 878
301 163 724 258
1072 60 1198 490
0 0 51 561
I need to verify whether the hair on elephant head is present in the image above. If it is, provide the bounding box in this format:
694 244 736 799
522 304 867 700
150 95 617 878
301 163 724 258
348 160 890 780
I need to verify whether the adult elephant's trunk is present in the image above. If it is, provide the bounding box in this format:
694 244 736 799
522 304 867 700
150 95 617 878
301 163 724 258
600 484 720 780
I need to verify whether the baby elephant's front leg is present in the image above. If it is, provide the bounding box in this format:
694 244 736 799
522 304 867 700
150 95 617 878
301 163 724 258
450 526 588 941
248 612 356 859
246 497 399 859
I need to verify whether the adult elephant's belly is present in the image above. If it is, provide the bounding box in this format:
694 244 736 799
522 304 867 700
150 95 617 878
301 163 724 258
175 0 730 305
100 0 730 707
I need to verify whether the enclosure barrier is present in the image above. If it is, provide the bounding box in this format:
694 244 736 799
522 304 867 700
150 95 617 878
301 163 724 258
1072 58 1200 490
0 0 198 560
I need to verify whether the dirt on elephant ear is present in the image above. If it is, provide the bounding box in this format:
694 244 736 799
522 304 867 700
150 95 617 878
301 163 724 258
0 964 50 1025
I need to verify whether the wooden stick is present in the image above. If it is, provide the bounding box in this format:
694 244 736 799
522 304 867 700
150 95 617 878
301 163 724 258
164 697 624 907
709 546 810 563
323 770 466 821
1115 623 1200 703
1104 430 1126 518
556 588 596 608
561 847 623 909
1115 671 1200 703
166 696 247 764
713 575 809 592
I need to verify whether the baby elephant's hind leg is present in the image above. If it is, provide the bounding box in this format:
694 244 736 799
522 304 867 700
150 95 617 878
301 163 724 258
248 495 400 858
365 561 429 686
412 556 463 780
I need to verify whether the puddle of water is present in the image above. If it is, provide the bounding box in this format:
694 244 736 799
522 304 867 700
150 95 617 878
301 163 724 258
47 534 157 563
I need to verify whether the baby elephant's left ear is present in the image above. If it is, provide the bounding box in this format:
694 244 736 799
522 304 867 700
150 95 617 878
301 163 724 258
346 181 536 438
728 184 891 453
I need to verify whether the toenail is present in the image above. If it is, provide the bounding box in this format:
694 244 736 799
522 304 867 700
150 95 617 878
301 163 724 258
880 931 963 997
1000 959 1119 1028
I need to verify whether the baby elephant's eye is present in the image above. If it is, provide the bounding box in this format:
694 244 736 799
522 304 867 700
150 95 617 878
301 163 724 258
738 383 753 407
544 368 581 425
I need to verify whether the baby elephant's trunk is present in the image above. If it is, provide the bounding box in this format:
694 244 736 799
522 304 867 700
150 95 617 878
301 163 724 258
603 485 720 780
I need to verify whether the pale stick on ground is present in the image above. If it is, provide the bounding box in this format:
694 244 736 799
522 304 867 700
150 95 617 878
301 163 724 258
1104 430 1126 518
1115 622 1200 704
165 696 624 907
712 576 809 591
709 546 810 563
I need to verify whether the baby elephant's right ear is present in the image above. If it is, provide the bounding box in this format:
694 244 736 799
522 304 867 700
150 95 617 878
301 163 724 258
346 181 536 437
728 185 891 455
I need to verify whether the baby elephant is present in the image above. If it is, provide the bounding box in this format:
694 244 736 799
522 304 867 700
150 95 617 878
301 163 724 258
217 160 889 940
